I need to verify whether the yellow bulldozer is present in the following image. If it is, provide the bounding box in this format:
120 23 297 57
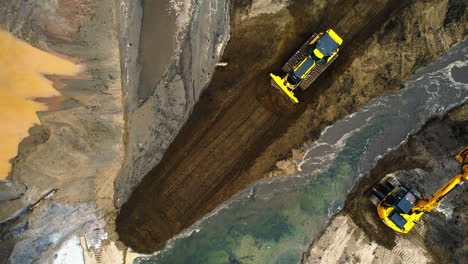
270 29 343 103
368 146 468 233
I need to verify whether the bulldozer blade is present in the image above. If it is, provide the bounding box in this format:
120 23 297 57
270 74 299 103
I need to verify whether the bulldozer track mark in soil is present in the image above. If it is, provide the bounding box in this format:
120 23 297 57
159 102 276 218
171 112 277 215
160 100 262 203
338 2 391 40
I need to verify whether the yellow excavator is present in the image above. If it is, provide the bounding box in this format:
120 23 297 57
369 146 468 233
270 29 343 103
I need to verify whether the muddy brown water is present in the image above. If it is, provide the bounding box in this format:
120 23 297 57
137 0 178 103
117 0 406 253
0 30 80 179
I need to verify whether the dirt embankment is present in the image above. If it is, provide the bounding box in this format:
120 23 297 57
303 104 468 264
116 0 466 253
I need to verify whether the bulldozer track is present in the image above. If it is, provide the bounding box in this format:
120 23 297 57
162 104 257 197
282 33 318 72
299 55 338 91
408 232 451 264
378 247 392 264
159 101 276 215
394 247 417 264
336 0 392 40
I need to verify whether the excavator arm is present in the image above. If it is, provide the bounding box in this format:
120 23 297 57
455 146 468 171
413 147 468 212
372 146 467 233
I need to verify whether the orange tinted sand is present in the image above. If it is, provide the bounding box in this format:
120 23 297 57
0 30 81 179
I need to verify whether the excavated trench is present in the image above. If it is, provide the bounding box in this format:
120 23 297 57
117 0 422 253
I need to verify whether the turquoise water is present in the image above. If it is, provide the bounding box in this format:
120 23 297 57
136 41 467 264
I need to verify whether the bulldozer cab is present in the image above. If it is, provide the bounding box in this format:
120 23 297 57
316 32 341 57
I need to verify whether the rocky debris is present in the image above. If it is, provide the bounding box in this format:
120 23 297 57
292 148 305 161
304 104 468 264
268 159 298 177
267 148 304 177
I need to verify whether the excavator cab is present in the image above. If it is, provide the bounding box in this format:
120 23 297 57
369 146 468 233
370 178 421 233
379 187 419 231
381 187 417 210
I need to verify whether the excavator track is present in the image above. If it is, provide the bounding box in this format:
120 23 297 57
368 174 400 206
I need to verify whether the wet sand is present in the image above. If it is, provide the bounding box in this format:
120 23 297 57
0 30 80 179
